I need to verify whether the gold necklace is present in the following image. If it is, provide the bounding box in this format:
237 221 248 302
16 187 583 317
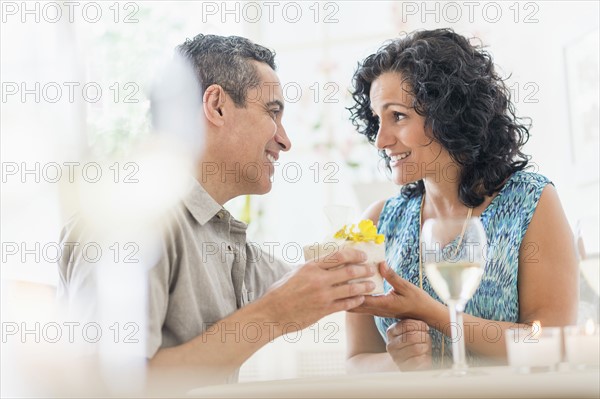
418 194 473 367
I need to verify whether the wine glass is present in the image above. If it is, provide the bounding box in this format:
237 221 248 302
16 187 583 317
421 217 487 376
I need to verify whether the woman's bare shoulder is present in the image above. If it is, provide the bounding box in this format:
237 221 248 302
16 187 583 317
361 199 390 227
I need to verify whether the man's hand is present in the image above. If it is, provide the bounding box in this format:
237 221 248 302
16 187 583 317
386 319 432 371
261 248 376 331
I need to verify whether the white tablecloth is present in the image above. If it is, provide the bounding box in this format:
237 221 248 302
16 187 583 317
189 366 599 398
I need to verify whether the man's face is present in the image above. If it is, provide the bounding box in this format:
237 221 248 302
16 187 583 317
226 61 291 195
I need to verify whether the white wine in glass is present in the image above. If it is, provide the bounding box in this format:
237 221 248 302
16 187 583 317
421 216 487 376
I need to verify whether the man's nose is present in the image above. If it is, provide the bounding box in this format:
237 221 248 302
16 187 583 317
276 124 291 151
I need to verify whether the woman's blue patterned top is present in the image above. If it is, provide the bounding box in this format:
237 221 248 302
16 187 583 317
375 171 552 365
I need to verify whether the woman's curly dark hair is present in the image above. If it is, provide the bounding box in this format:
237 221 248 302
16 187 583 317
348 28 531 207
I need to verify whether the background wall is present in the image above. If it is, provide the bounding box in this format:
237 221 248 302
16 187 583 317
1 0 598 386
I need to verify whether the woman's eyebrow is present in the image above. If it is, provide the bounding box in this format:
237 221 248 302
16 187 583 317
382 102 410 110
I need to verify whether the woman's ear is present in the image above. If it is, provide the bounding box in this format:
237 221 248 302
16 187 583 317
203 84 226 127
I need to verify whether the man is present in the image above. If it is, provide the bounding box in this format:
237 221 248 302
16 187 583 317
57 34 376 390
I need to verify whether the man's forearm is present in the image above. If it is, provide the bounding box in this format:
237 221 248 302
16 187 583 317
148 299 283 389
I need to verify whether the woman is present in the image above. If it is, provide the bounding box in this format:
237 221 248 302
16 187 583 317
346 29 578 372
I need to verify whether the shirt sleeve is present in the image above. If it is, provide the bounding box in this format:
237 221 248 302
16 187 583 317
56 216 99 324
145 239 172 358
56 214 172 359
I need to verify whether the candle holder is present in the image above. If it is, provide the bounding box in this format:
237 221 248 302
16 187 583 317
564 321 600 370
505 323 562 373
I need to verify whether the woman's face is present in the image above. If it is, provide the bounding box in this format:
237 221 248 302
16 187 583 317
369 72 457 186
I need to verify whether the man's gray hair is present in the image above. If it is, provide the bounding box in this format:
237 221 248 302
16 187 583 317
177 34 277 107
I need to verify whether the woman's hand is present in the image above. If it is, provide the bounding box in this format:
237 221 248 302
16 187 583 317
386 319 432 371
350 262 444 321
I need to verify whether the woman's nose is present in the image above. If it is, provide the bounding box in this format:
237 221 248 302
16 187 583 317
374 123 393 150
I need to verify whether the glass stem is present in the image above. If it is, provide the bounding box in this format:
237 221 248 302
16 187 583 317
449 302 468 371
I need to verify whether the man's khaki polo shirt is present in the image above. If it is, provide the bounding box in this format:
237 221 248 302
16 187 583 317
57 178 292 367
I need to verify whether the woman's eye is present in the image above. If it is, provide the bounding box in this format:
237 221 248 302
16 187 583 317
393 112 405 121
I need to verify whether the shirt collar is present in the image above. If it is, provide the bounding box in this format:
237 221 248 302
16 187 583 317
182 177 223 226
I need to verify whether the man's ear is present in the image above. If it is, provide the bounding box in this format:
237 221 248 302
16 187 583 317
203 84 226 127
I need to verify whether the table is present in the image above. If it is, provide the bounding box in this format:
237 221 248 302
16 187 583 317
189 366 599 398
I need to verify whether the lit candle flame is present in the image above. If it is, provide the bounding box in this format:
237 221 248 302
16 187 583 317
532 320 542 339
585 319 595 335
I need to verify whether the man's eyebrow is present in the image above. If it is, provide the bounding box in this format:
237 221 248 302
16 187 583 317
267 100 285 110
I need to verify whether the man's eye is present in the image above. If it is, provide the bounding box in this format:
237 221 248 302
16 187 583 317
270 109 281 119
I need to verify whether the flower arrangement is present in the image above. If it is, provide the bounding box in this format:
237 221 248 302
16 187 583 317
333 220 384 244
